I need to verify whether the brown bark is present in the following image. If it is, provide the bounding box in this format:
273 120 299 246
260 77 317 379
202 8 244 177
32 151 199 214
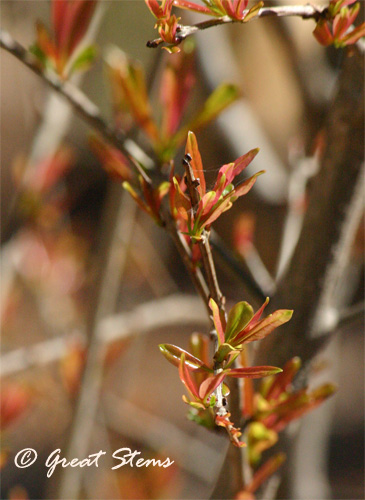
256 46 364 368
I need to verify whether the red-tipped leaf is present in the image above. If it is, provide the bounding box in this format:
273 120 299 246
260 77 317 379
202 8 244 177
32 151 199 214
235 309 293 345
209 298 225 345
246 297 269 331
232 147 260 181
198 372 226 400
159 344 210 371
226 366 283 379
185 131 205 197
266 356 301 401
179 354 200 399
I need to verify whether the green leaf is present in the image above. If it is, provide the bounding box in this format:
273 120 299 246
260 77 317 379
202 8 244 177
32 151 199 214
179 353 200 399
182 395 205 410
225 301 254 343
158 344 211 371
243 1 264 22
200 197 233 228
175 83 240 144
190 83 240 129
29 44 47 67
70 44 97 75
162 45 181 54
222 383 230 397
214 343 239 364
187 408 215 428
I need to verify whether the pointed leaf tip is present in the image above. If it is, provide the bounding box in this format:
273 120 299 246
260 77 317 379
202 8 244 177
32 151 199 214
209 298 225 345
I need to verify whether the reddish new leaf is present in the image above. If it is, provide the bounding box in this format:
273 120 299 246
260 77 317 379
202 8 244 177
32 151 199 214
209 298 225 345
185 131 206 197
159 343 210 371
246 453 286 494
64 1 97 56
232 171 264 199
266 356 301 401
235 309 293 345
246 297 269 331
179 353 200 399
226 366 282 379
198 372 226 400
189 333 210 367
232 147 260 181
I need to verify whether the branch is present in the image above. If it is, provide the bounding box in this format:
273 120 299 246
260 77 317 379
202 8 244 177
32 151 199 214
182 156 245 492
1 294 208 376
147 5 325 48
0 27 271 315
183 154 224 310
0 28 152 182
1 28 249 486
255 45 364 368
163 211 211 314
58 187 137 499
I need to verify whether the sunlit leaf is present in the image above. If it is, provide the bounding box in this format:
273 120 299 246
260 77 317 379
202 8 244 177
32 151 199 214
69 44 97 74
232 171 265 200
243 1 264 22
185 131 206 196
225 301 254 342
235 309 293 345
209 298 225 345
177 83 240 141
123 181 151 215
182 394 205 409
189 332 210 367
159 343 211 371
226 366 282 379
198 372 226 400
266 356 301 401
214 343 239 363
179 353 200 399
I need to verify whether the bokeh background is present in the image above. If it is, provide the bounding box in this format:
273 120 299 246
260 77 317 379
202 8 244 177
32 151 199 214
1 1 364 499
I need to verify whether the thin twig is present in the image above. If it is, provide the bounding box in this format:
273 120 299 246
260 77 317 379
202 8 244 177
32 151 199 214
0 28 153 181
2 27 248 490
182 155 245 491
0 294 208 376
183 154 224 310
147 5 326 48
163 210 211 313
58 188 137 499
0 27 270 311
210 230 267 302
